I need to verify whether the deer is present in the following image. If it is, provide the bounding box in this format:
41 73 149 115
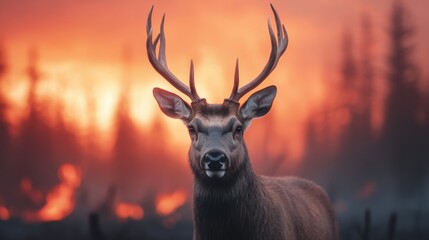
146 4 339 240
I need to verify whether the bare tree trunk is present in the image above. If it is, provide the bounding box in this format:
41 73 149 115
386 212 397 240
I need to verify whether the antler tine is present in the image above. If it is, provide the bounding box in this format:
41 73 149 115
271 4 288 55
146 6 199 101
230 4 288 101
189 60 200 100
229 59 240 100
158 15 167 64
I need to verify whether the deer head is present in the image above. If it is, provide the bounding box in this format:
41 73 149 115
147 5 288 182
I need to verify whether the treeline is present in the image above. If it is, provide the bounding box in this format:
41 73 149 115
300 1 429 236
0 47 191 218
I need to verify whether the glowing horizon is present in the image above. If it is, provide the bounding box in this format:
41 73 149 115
1 0 428 163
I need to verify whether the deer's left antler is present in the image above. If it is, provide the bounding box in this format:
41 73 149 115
229 4 288 102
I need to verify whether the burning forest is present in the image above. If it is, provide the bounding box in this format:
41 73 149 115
0 0 429 239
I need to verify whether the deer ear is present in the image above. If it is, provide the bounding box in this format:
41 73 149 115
239 86 277 121
153 88 192 121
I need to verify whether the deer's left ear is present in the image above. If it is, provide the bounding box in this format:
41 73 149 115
239 86 277 122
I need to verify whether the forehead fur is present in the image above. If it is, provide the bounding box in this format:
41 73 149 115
192 100 242 120
199 104 234 117
190 100 242 124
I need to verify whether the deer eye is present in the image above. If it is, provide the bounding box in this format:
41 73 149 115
188 125 196 134
235 125 243 134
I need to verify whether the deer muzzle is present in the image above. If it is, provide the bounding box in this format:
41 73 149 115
202 150 228 178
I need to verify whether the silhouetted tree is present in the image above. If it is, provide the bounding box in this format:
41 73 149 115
51 80 83 177
358 13 375 137
11 48 56 211
111 46 146 201
147 111 191 189
109 46 192 204
300 38 358 183
0 42 13 202
383 1 427 195
341 30 358 91
302 15 379 196
340 19 375 146
300 106 336 184
0 42 6 79
338 29 359 146
333 28 372 193
338 14 378 187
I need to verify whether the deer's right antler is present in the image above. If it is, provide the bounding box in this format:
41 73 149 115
146 6 200 102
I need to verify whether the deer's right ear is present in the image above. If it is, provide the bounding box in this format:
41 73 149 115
153 88 192 121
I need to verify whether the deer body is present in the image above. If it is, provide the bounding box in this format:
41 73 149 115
146 5 339 239
194 174 337 240
188 105 338 240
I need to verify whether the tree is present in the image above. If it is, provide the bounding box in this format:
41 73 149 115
110 46 144 200
383 1 427 195
11 48 55 211
0 42 13 202
359 13 375 136
0 42 6 80
340 30 358 92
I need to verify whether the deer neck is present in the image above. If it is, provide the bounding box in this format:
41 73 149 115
192 155 269 240
193 155 260 195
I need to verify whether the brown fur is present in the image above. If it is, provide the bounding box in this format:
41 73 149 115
191 148 339 240
158 102 339 240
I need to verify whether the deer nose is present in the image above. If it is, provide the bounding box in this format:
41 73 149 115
202 151 228 170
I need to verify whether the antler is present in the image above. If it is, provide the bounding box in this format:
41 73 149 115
229 4 288 101
146 6 200 101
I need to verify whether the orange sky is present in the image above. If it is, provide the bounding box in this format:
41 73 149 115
0 0 428 162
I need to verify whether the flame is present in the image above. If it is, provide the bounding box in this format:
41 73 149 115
115 203 144 220
59 163 81 187
156 190 187 216
0 206 10 221
20 178 43 204
36 164 81 221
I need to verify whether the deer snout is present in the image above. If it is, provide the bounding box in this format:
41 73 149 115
202 150 228 178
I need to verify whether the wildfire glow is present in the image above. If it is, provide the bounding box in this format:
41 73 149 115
36 164 81 222
58 163 81 187
156 190 187 216
115 203 144 220
0 1 337 163
0 206 10 221
20 178 43 204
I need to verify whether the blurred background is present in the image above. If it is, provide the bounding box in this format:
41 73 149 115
0 0 428 239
